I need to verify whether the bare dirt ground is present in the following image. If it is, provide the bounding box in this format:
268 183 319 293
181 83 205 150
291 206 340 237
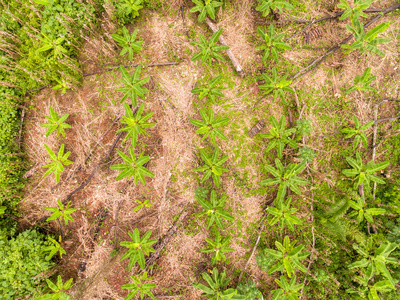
20 0 400 299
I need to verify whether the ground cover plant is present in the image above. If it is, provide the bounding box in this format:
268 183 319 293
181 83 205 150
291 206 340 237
2 0 400 299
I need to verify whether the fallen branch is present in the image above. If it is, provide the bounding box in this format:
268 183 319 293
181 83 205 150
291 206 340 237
113 199 125 248
61 106 138 205
258 8 387 27
237 223 266 284
51 116 121 191
145 210 189 268
111 211 158 228
375 116 400 123
285 8 387 42
204 18 244 76
34 107 138 226
82 62 181 77
291 3 400 80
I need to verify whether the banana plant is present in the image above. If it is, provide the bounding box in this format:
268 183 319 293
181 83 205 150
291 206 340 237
256 25 291 62
190 109 229 146
337 0 373 23
194 148 229 188
190 0 223 22
35 275 73 300
261 159 308 202
193 267 242 300
110 147 155 184
271 275 303 300
198 190 234 229
260 115 298 158
120 228 157 270
342 152 389 192
42 236 66 261
200 231 234 265
191 75 225 103
267 197 302 232
345 67 376 94
40 107 71 138
341 19 391 57
256 0 294 17
44 200 76 226
117 65 150 107
112 27 143 61
262 236 310 278
346 277 395 300
259 68 294 105
36 32 68 58
349 237 398 288
347 194 386 224
190 29 229 64
43 144 73 183
132 199 153 213
118 103 155 148
341 116 374 149
121 271 156 300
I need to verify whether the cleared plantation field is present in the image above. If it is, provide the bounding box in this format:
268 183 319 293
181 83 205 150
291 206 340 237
1 0 400 299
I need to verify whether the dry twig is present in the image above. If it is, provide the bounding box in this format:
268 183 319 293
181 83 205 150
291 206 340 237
204 18 244 76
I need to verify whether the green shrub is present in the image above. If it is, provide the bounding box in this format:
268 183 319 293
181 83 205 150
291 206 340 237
0 229 53 299
112 0 144 25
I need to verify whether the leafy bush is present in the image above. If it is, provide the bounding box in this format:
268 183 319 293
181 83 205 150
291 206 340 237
337 0 373 23
43 144 73 183
190 29 229 64
121 271 156 300
112 27 144 61
40 107 71 138
194 147 229 188
110 147 155 184
118 103 156 148
341 19 390 56
118 65 150 107
191 75 225 103
190 108 229 146
112 0 144 25
342 152 389 192
259 68 294 104
267 197 303 232
256 0 293 17
193 267 240 299
197 190 234 229
120 228 157 270
261 159 308 202
200 231 233 265
271 275 303 300
262 236 310 278
190 0 223 22
260 115 298 158
256 25 291 62
44 200 76 226
0 229 53 299
345 67 376 94
35 275 73 300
